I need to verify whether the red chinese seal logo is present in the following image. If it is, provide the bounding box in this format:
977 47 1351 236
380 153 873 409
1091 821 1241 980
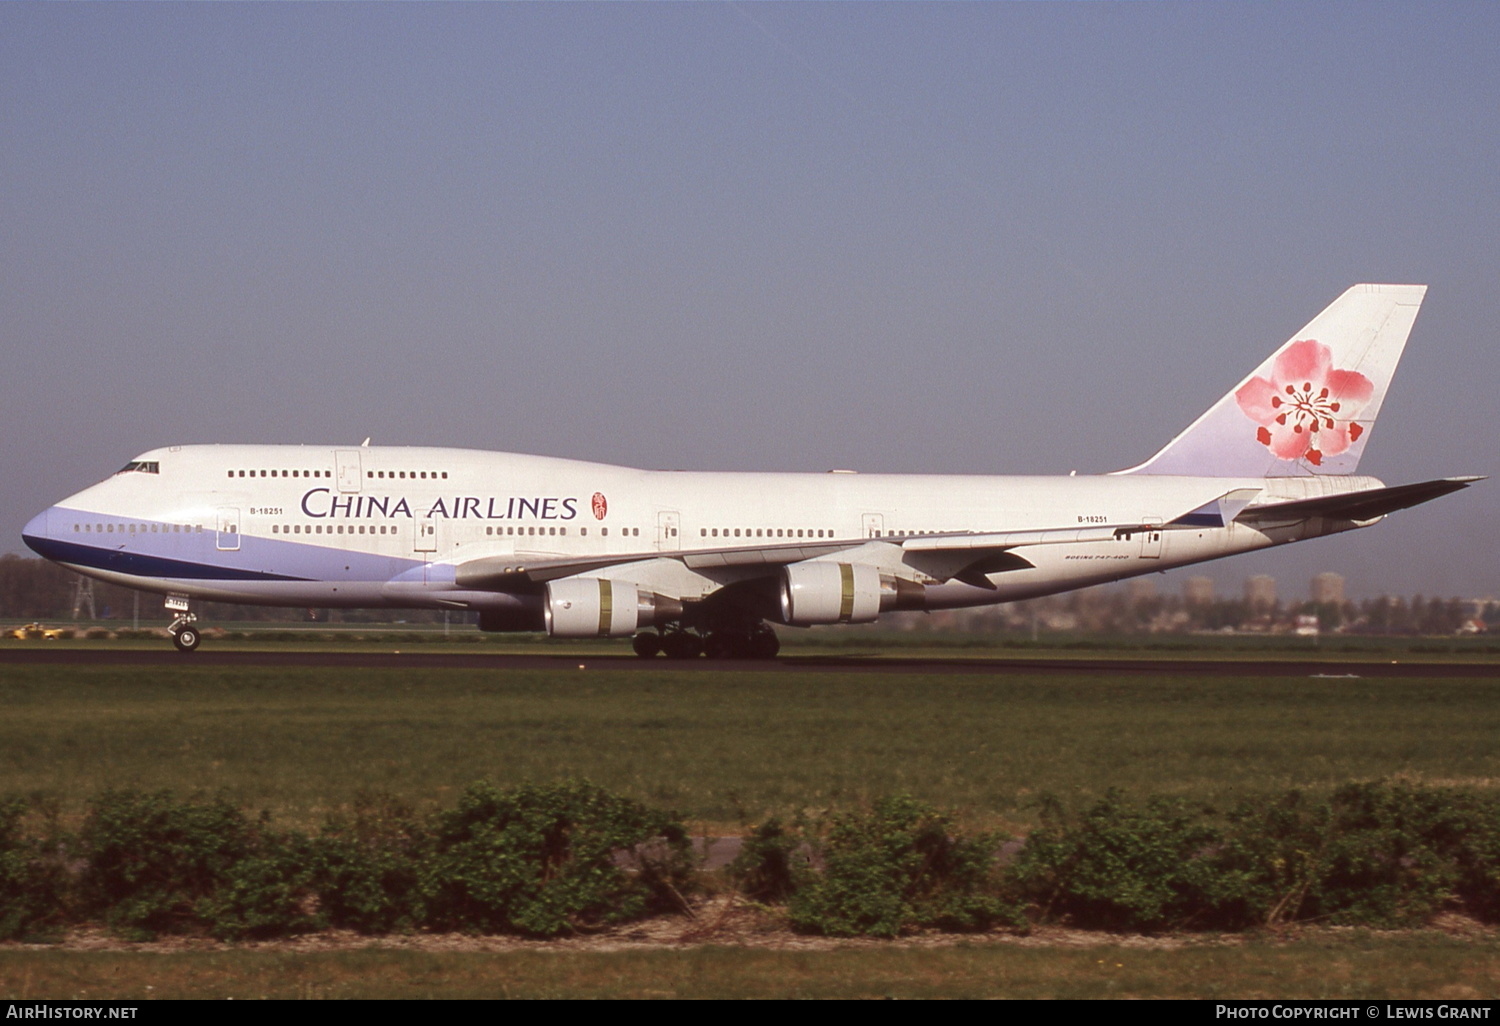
591 492 608 520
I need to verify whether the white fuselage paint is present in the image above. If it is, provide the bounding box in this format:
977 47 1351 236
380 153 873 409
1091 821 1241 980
28 444 1380 618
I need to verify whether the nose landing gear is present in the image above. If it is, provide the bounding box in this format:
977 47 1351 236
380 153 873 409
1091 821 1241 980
170 619 201 653
165 596 201 653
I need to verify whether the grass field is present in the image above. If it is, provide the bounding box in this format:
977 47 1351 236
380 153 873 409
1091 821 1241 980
5 649 1500 999
3 659 1499 831
4 932 1499 999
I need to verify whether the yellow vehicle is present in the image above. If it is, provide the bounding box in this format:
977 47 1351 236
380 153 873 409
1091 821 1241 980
9 622 66 640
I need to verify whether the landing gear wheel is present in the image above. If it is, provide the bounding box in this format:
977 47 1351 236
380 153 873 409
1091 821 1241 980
632 632 661 658
707 631 759 659
661 631 703 660
172 626 201 653
747 627 780 660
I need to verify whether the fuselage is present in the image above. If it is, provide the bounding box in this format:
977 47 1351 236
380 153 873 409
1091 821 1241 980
22 443 1381 621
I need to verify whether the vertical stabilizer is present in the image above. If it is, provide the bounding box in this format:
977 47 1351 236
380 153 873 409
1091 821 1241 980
1118 284 1426 477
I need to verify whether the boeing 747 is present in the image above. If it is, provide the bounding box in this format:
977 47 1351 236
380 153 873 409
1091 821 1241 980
22 284 1478 657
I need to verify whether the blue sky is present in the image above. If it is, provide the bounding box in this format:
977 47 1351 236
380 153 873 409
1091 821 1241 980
2 2 1494 600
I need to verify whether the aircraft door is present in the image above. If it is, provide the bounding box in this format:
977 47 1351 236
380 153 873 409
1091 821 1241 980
862 513 885 539
335 451 363 494
657 510 681 552
414 517 438 555
216 507 241 551
1140 518 1163 559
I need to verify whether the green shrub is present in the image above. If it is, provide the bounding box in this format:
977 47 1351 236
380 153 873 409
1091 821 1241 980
1207 789 1332 927
418 780 694 937
788 795 1016 937
308 795 426 934
78 790 260 938
1451 791 1500 922
1008 791 1232 932
1311 782 1465 926
0 798 68 941
1217 782 1472 928
727 817 810 904
198 833 319 941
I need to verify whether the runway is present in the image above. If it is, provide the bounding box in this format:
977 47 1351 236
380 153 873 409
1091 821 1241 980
1 646 1494 677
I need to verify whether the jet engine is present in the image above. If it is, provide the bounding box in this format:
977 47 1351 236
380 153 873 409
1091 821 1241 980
544 577 683 638
778 562 924 625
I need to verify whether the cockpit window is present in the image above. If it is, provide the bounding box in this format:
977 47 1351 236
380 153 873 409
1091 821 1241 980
116 461 160 475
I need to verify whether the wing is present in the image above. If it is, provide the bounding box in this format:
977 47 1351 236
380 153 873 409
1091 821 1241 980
450 481 1477 597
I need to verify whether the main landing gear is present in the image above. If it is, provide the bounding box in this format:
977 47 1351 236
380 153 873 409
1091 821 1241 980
165 596 201 653
631 623 780 660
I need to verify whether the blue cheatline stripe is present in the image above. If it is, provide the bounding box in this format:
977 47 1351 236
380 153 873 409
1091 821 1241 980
21 535 312 583
1170 512 1226 527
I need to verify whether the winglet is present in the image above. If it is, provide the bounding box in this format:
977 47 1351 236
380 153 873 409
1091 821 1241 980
1118 284 1427 477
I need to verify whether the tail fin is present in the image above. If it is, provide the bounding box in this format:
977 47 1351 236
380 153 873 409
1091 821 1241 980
1118 283 1427 477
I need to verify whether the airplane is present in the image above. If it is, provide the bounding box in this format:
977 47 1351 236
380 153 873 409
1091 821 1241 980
21 283 1479 658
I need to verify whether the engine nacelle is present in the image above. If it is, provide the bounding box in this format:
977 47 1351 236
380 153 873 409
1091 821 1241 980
544 578 682 638
779 562 883 625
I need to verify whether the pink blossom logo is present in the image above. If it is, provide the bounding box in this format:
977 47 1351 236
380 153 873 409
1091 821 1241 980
1235 339 1374 466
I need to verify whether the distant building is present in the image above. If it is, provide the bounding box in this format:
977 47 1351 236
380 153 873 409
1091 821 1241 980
1183 576 1215 606
1311 572 1346 605
1245 575 1277 610
1126 578 1157 605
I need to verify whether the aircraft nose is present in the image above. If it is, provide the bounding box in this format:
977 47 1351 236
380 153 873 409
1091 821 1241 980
22 508 50 556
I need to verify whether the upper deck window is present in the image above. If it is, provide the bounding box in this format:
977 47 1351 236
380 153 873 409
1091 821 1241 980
116 461 160 475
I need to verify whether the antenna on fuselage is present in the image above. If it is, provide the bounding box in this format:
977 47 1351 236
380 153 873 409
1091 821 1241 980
361 437 371 447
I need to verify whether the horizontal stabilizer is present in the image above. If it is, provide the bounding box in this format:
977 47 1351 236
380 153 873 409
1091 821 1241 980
1238 477 1482 522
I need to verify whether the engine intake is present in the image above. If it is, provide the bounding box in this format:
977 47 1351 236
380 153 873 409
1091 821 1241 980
776 563 876 625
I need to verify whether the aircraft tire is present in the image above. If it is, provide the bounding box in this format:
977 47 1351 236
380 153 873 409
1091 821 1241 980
748 627 780 660
173 626 201 653
632 632 661 658
661 631 702 660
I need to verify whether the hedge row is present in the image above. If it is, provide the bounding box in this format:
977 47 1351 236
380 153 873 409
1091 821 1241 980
1 782 693 942
4 781 1500 941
